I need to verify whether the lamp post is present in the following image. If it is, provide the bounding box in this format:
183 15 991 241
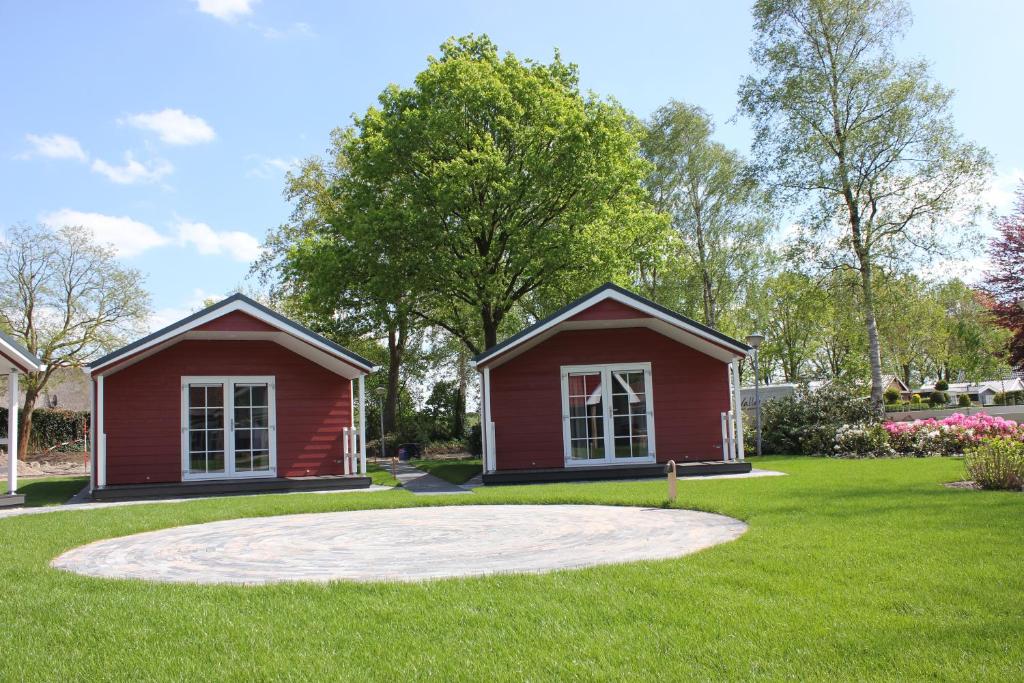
374 386 387 459
745 332 765 458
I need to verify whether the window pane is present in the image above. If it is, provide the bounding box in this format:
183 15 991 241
189 386 205 408
207 430 224 452
633 437 649 457
569 400 587 418
235 451 252 471
614 437 632 457
234 407 251 429
631 415 648 436
252 429 269 450
190 431 205 452
251 407 269 428
252 451 270 470
612 394 630 416
249 385 268 407
206 386 224 407
235 429 251 451
588 441 605 460
189 409 205 430
613 416 631 439
206 408 224 429
208 451 225 472
569 417 588 440
234 385 251 407
189 452 206 471
570 440 590 460
626 372 646 393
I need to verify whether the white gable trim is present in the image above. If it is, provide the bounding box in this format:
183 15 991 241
473 288 749 369
90 299 376 376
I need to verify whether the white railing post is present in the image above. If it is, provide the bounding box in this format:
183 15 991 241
726 410 736 462
97 375 106 489
358 375 367 475
7 370 18 494
720 412 729 463
342 427 350 475
731 361 745 461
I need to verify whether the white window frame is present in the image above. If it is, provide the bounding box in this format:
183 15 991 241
560 362 656 467
181 375 278 481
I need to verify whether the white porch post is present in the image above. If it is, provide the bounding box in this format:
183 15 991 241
8 369 18 494
483 366 494 473
731 361 745 461
89 372 95 491
358 374 367 475
97 374 106 488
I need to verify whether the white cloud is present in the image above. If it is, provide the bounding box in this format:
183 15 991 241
983 168 1024 216
175 220 263 262
119 109 216 146
90 152 173 185
18 133 87 161
194 0 256 22
246 155 299 178
40 209 170 257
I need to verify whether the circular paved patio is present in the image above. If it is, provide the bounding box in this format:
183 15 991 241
51 504 747 584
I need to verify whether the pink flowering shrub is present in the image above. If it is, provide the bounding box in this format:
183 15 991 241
883 413 1023 456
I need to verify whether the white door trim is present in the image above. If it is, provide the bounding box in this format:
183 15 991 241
181 375 278 481
560 362 656 467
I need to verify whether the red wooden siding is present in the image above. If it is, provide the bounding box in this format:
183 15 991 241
195 310 277 333
567 298 651 322
101 339 350 485
489 327 730 469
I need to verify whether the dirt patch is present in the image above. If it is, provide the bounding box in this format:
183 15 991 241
0 451 89 478
944 480 1023 492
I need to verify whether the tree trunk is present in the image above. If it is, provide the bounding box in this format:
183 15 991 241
383 317 406 445
902 364 911 391
454 348 468 438
17 389 37 461
859 261 885 415
481 304 501 351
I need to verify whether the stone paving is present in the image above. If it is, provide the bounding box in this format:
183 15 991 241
51 504 748 585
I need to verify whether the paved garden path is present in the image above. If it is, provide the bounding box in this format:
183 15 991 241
393 460 473 495
51 504 748 584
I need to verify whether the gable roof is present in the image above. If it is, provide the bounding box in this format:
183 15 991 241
88 293 377 376
0 329 43 374
473 283 750 368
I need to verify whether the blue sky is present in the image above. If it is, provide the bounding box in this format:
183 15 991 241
2 0 1022 329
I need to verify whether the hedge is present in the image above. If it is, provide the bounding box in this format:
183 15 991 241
0 408 89 452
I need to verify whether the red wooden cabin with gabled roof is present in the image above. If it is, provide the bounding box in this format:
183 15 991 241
86 294 377 500
473 284 752 484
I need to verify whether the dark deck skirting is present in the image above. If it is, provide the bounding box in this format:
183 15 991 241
482 460 752 485
91 475 372 501
0 493 25 508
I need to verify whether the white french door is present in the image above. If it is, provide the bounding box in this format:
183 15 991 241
560 363 656 466
181 376 277 480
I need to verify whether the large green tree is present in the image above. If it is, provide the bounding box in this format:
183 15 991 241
739 0 991 412
342 34 663 353
641 100 774 329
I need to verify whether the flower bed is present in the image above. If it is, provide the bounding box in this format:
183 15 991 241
833 412 1023 458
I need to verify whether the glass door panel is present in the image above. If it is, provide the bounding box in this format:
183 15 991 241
187 384 225 474
233 383 271 473
567 372 606 461
611 370 650 458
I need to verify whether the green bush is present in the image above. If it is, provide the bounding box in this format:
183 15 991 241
760 384 876 456
833 423 893 458
883 388 901 404
935 380 949 391
964 438 1024 490
466 422 482 456
958 394 972 408
911 393 922 404
0 408 89 452
928 391 948 407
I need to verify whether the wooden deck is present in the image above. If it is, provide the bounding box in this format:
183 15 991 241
0 493 25 508
481 460 751 485
91 475 373 502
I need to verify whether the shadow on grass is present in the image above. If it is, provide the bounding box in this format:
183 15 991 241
19 476 88 507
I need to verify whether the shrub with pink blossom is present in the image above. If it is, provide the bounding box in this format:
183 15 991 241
882 413 1023 456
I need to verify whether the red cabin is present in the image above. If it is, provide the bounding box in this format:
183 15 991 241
87 294 376 500
474 284 752 484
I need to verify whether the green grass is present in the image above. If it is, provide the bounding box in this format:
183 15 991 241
1 457 1022 680
366 462 400 487
17 475 89 506
410 457 482 484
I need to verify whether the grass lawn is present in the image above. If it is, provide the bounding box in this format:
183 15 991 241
410 457 482 484
366 462 400 487
1 456 1022 680
17 476 89 507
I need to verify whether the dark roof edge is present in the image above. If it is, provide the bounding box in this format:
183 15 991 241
473 282 750 365
0 328 43 370
88 293 377 372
